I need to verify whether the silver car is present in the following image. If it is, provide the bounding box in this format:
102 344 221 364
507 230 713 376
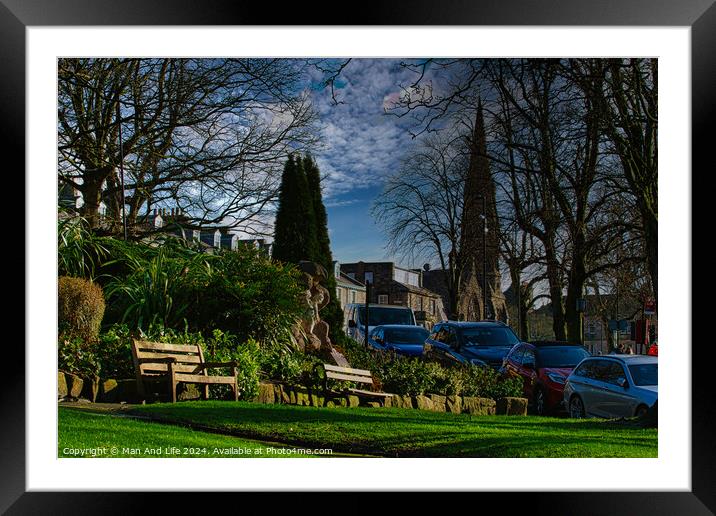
563 355 657 419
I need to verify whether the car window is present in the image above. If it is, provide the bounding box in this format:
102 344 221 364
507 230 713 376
574 360 596 378
436 327 450 343
356 307 414 326
592 361 625 385
535 346 591 368
509 345 525 364
429 324 443 342
628 363 658 386
385 327 429 344
522 348 536 367
460 327 520 347
607 362 627 384
445 327 459 349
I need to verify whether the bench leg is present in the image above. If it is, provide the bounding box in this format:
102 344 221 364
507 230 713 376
170 381 177 403
204 384 210 400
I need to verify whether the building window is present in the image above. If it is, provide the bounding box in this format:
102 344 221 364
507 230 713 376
351 291 356 304
378 295 388 304
365 272 374 285
431 299 436 315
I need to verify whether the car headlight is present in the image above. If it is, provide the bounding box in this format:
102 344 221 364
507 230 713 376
547 373 566 384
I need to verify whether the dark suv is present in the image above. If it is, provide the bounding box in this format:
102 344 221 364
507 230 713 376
422 321 521 369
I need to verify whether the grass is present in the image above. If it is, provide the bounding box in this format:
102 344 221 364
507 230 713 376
58 406 334 458
124 401 658 458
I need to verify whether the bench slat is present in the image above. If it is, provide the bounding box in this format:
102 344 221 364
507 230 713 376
323 364 372 376
173 373 236 385
325 371 373 384
134 340 200 353
136 351 202 364
348 388 394 398
140 363 202 374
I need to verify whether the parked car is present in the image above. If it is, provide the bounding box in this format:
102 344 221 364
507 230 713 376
422 321 520 369
563 355 658 419
344 303 417 344
367 325 430 357
501 340 591 415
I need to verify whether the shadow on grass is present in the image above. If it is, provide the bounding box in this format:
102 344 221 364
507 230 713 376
122 401 657 458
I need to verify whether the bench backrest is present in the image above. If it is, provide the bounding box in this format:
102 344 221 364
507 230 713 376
131 339 206 376
323 364 373 385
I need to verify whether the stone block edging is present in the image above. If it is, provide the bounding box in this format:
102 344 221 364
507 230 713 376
254 381 525 416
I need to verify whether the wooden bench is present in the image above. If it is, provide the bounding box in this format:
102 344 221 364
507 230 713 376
131 339 239 403
320 363 394 400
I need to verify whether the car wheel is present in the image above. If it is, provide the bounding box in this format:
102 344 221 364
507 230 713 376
635 404 649 418
569 395 586 419
534 388 546 416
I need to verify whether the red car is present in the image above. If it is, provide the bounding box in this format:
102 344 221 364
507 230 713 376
501 341 591 415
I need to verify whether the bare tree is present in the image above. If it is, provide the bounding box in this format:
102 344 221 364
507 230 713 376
58 58 319 235
372 129 468 317
599 59 658 302
386 58 652 342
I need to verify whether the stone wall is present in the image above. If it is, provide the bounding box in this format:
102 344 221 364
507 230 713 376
58 372 527 416
253 381 527 416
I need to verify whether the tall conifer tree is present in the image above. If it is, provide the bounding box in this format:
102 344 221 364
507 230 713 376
272 154 318 264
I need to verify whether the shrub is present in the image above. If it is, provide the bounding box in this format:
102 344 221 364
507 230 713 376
259 343 304 384
58 334 100 379
57 215 109 280
95 324 134 379
58 276 106 342
338 335 522 399
432 366 466 396
101 239 304 345
201 330 261 401
460 365 523 399
105 247 200 331
181 248 305 344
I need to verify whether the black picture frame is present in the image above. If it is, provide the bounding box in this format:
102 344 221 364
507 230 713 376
4 0 710 512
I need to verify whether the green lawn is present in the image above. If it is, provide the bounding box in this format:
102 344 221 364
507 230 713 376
59 406 332 458
123 401 658 458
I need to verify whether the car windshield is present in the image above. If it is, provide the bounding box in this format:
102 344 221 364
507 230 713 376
384 327 429 344
461 327 520 347
628 363 658 386
356 307 414 326
536 346 591 368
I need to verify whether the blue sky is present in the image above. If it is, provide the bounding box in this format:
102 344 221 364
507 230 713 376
305 58 431 266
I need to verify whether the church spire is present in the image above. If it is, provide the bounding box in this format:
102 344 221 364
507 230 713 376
458 98 507 321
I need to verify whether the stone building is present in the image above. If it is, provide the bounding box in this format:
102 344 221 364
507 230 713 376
339 261 446 326
332 261 366 310
136 208 268 254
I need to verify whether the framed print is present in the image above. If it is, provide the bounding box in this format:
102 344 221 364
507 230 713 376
4 0 711 512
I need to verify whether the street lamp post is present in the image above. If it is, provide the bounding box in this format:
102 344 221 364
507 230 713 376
481 195 488 320
116 101 127 241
